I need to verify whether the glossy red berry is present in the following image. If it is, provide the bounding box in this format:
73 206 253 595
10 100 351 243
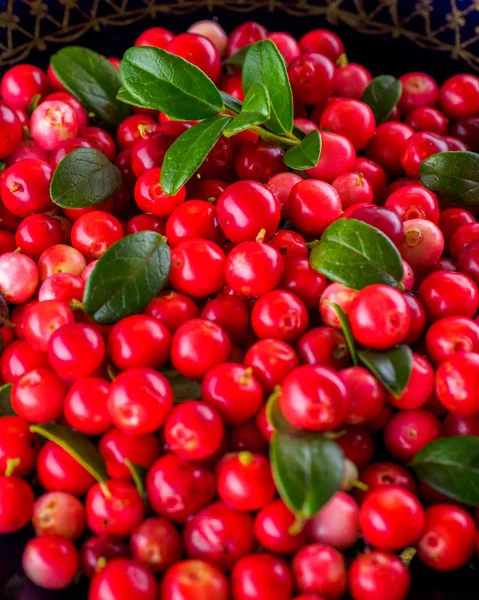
0 101 22 158
384 409 442 462
426 316 479 364
161 560 229 600
306 131 356 182
64 377 111 435
48 322 106 379
30 100 79 151
254 499 307 554
130 517 182 573
287 179 342 236
244 338 299 393
135 166 186 216
22 535 79 590
251 290 309 342
168 32 221 83
1 64 49 109
232 553 293 600
144 290 199 333
2 158 52 217
288 53 336 105
349 551 410 600
388 354 435 410
339 366 386 425
293 543 347 598
38 244 87 280
201 295 249 343
334 63 372 99
357 462 417 503
37 440 95 496
400 218 444 271
234 141 284 183
0 474 34 533
436 351 479 414
225 241 284 296
321 99 376 151
11 367 66 423
166 199 219 247
419 270 479 321
89 558 157 600
307 491 359 551
23 300 75 352
33 491 85 540
366 122 414 176
439 74 479 119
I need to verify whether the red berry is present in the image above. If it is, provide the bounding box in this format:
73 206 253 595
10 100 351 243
405 106 449 135
22 535 79 590
357 461 417 504
30 100 79 151
37 440 95 496
99 427 159 479
0 340 48 384
38 244 87 280
306 131 356 182
135 166 186 216
144 290 199 333
89 558 157 600
288 53 336 105
23 300 75 352
232 553 294 600
366 122 414 176
385 184 439 224
293 543 347 598
339 366 386 425
419 270 479 321
349 551 410 600
308 491 360 550
81 535 129 578
439 74 479 119
0 101 23 158
33 491 85 540
166 199 219 247
426 316 479 364
399 218 444 271
201 295 249 343
251 290 309 342
384 409 442 462
1 64 49 109
388 354 435 410
2 158 52 217
48 322 105 379
334 63 372 99
287 179 342 235
226 241 284 296
400 132 448 177
131 517 182 573
321 99 376 151
135 26 174 48
398 72 439 114
436 351 479 414
254 499 307 554
0 474 34 533
168 33 221 83
244 338 299 393
161 559 229 600
64 377 111 435
12 367 66 423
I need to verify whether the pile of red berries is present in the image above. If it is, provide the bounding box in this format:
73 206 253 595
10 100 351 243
0 17 479 600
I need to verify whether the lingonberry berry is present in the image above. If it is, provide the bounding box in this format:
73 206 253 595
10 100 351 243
89 558 157 600
144 290 199 333
267 171 303 216
188 20 229 56
231 553 294 600
359 486 425 550
126 213 165 235
335 425 374 469
70 211 123 261
400 131 449 177
15 213 63 260
38 244 87 280
405 106 449 135
0 339 48 384
135 26 174 47
288 53 336 105
2 158 53 217
48 322 105 379
332 172 374 208
385 184 439 224
287 179 342 236
403 292 427 344
164 400 224 461
280 257 327 309
171 318 232 379
420 270 479 322
0 64 49 109
0 415 38 476
440 208 476 249
227 20 268 55
319 282 358 328
81 535 129 578
307 491 360 551
307 131 356 182
435 351 479 414
366 122 414 176
146 453 215 523
166 199 220 247
130 517 182 573
37 440 95 495
339 366 386 425
30 100 79 150
357 462 417 504
251 290 309 342
267 229 308 260
64 377 111 435
450 116 479 151
42 91 89 128
254 499 307 554
298 326 349 370
168 32 221 83
384 409 442 462
427 316 479 364
417 504 476 571
183 501 255 570
99 427 159 479
22 535 79 590
0 474 34 533
449 222 479 259
33 491 85 540
161 559 229 600
135 166 186 216
444 412 479 437
201 295 249 343
347 204 405 246
399 218 445 271
0 252 38 304
398 72 439 114
0 101 22 158
438 74 479 119
280 364 348 431
234 141 284 183
388 354 435 410
334 63 372 99
244 338 299 393
116 113 159 150
23 300 75 352
11 367 66 423
349 551 410 600
233 418 270 454
225 241 284 297
38 272 84 304
293 543 347 598
321 99 376 151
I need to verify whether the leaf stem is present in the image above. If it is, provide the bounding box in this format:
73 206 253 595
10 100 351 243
250 126 299 148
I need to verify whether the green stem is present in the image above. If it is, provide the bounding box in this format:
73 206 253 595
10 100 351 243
250 126 299 148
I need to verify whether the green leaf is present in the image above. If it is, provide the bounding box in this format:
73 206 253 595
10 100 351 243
224 83 270 136
125 459 147 501
220 91 243 115
358 345 412 398
243 39 293 135
50 46 129 126
50 148 122 209
84 232 170 324
411 436 479 506
266 390 298 434
271 431 344 518
326 302 358 366
284 130 321 170
420 151 479 206
116 86 146 107
0 384 15 417
361 75 402 125
162 369 202 402
222 45 251 67
120 46 224 120
0 162 5 173
30 422 108 482
310 218 404 290
161 116 232 195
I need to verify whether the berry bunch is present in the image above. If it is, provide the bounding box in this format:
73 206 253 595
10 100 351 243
0 17 478 600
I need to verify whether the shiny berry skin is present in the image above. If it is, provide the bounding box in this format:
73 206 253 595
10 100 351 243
64 377 111 435
38 243 87 280
267 171 302 215
339 366 386 425
366 122 414 176
144 290 199 333
332 172 373 209
79 126 116 160
202 363 263 424
30 100 79 150
116 114 158 151
427 316 479 364
0 474 34 533
308 492 359 552
135 26 174 48
2 158 53 217
436 351 479 414
0 415 38 476
169 238 225 298
80 535 129 578
0 252 38 304
227 21 268 55
15 213 63 260
217 452 275 511
349 551 410 600
0 339 48 384
388 354 435 411
130 132 170 176
22 535 79 590
359 486 425 551
108 367 173 435
287 179 342 236
86 479 145 537
23 300 75 352
267 31 300 64
135 166 186 216
267 229 308 260
417 504 476 571
89 558 157 600
33 491 85 540
0 64 49 109
385 184 439 224
306 131 356 182
11 367 66 423
280 257 327 309
216 180 280 243
449 222 479 259
168 33 221 83
444 412 479 437
405 106 449 135
297 326 349 370
49 136 93 168
108 315 171 371
347 204 405 246
130 517 182 573
188 177 227 201
384 409 442 462
293 543 347 598
232 553 293 600
254 499 307 554
0 230 16 254
439 74 479 119
71 211 123 261
188 20 228 56
225 241 284 297
166 199 219 247
280 365 348 431
234 141 284 183
47 322 105 379
244 338 299 393
183 501 254 570
161 559 229 600
335 425 374 469
419 270 479 321
99 427 159 480
171 319 232 379
252 290 309 342
450 116 479 151
164 400 224 461
288 53 336 105
38 272 84 305
398 72 439 114
198 135 235 180
399 218 444 271
319 282 358 329
321 99 376 151
335 63 372 99
358 462 417 503
37 440 95 495
126 213 165 235
201 295 249 343
0 101 22 158
349 284 411 350
147 453 215 523
400 132 449 177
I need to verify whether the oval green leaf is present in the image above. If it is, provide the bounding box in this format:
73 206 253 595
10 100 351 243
271 431 344 518
125 459 147 501
161 116 232 195
325 302 358 366
266 390 298 434
358 345 412 398
361 75 402 124
420 151 479 206
50 46 129 126
0 384 15 417
222 45 251 68
84 232 170 324
30 422 108 482
310 218 404 290
120 46 224 120
224 83 270 136
284 130 321 170
243 39 293 135
50 148 122 209
411 436 479 506
220 91 243 115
